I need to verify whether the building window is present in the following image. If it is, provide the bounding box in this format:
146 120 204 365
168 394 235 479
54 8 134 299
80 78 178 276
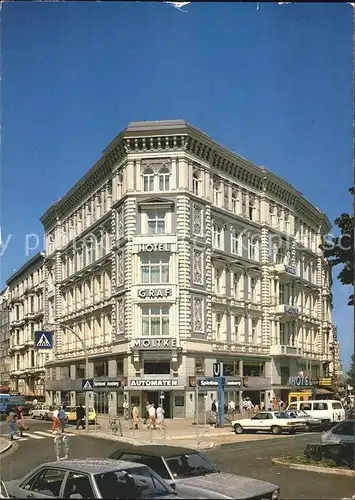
279 284 285 304
231 230 239 255
248 236 260 261
158 168 170 191
192 170 200 195
269 204 275 225
94 361 108 378
223 360 239 376
212 224 223 249
279 323 286 345
147 211 166 234
142 306 169 336
248 198 255 220
143 168 155 192
213 181 221 205
141 255 169 284
216 313 222 338
250 277 257 302
195 357 205 375
251 318 259 343
231 189 238 213
233 316 240 341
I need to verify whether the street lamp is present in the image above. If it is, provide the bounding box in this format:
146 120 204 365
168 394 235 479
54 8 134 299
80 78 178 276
44 322 89 432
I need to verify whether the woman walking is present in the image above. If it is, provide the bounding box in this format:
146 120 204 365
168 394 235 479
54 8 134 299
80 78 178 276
156 404 165 429
132 405 139 430
7 411 17 440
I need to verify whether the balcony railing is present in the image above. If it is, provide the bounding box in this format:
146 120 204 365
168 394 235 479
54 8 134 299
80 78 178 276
270 345 303 356
275 304 300 316
273 264 298 277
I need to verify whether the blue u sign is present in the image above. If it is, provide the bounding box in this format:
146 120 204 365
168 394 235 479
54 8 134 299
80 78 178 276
34 331 53 349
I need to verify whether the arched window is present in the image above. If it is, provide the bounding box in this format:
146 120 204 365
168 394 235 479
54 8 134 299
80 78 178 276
143 168 155 192
213 180 221 205
158 167 170 191
192 169 200 195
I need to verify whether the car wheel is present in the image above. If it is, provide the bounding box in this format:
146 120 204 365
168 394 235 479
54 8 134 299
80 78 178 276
40 414 45 420
234 423 243 434
271 425 282 435
32 414 36 419
304 423 311 432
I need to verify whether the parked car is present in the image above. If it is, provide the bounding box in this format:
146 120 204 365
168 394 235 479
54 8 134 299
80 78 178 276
64 406 97 424
30 405 55 420
109 445 280 499
285 409 329 431
321 419 355 446
286 399 345 423
231 411 308 435
4 459 180 499
0 480 9 499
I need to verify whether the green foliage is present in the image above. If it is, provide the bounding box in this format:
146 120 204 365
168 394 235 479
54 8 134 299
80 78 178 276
347 354 355 386
281 455 344 468
323 187 355 306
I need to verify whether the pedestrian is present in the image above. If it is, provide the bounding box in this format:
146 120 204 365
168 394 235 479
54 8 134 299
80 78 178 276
7 411 17 440
76 404 86 430
211 400 217 425
16 406 27 435
51 407 59 433
156 404 165 428
144 402 150 425
132 405 139 430
58 406 66 433
148 404 156 430
123 398 129 420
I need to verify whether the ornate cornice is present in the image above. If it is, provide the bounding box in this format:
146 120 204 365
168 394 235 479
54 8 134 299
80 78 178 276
40 120 331 234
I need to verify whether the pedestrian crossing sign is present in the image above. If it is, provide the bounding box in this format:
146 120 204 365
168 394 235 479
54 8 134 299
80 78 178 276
82 379 94 391
34 331 53 349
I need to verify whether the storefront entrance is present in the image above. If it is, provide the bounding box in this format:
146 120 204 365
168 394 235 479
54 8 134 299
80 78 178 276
143 390 171 418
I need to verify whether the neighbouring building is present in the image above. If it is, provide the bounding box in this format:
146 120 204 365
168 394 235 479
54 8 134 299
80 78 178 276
7 252 46 399
40 120 334 417
0 288 10 390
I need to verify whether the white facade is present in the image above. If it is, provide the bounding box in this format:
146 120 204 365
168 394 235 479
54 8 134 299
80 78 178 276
7 253 46 398
40 120 335 416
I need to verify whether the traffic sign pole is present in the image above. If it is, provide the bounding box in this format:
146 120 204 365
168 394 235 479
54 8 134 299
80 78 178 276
217 364 224 428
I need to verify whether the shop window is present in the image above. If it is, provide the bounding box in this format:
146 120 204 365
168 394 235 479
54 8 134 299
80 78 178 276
94 361 108 378
143 361 170 375
280 366 290 386
76 364 85 379
117 359 124 376
243 362 264 377
195 358 205 375
59 366 70 380
221 360 239 376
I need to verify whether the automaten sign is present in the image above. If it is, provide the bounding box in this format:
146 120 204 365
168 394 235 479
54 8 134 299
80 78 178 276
132 338 177 349
138 289 172 298
138 243 171 252
130 379 178 387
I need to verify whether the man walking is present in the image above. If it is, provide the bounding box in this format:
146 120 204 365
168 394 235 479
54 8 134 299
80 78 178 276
76 404 86 430
51 407 59 433
58 406 66 433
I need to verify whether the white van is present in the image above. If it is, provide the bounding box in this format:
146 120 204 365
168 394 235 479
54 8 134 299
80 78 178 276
286 399 345 422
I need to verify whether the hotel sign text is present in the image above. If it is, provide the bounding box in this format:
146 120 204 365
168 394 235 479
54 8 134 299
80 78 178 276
139 243 171 252
138 288 171 298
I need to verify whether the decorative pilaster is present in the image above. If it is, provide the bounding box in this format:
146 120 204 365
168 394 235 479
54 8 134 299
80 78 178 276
260 227 271 347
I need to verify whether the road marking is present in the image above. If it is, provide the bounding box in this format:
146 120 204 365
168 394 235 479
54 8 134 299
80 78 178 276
33 431 75 437
26 433 45 439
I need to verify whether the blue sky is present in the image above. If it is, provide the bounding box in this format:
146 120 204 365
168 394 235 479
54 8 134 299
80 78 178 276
1 2 353 368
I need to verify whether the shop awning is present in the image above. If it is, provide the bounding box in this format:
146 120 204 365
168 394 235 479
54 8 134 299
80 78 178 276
315 388 334 395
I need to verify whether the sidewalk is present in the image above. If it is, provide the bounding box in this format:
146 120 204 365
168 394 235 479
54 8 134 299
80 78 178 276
0 437 12 455
68 416 276 450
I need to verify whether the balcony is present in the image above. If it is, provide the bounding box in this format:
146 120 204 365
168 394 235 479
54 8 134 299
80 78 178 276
273 264 298 279
24 338 34 347
270 345 303 357
275 304 299 317
9 343 26 352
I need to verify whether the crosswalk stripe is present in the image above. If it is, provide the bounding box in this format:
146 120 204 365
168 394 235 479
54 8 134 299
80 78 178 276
32 431 76 437
26 433 45 439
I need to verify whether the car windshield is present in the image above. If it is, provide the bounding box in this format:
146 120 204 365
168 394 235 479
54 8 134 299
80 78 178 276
165 452 218 479
296 410 310 417
94 467 172 499
274 412 292 419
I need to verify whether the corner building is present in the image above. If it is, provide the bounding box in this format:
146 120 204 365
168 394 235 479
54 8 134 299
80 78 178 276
41 120 335 417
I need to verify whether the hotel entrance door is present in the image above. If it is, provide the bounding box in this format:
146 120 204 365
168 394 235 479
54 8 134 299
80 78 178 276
143 391 171 418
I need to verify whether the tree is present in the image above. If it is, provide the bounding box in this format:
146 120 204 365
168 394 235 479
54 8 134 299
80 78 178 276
323 187 355 306
347 354 355 388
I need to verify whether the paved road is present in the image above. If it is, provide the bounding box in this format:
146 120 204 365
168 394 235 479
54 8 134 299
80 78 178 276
1 420 353 499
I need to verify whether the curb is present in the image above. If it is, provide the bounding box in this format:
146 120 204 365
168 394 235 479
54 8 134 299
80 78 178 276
271 458 355 477
73 430 216 451
0 440 13 455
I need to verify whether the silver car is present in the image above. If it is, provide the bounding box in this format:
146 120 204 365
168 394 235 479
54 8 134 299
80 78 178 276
110 446 280 500
321 419 355 445
4 459 180 498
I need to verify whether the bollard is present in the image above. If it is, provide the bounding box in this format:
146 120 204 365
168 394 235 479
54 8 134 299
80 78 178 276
62 435 70 459
54 433 70 461
54 435 62 461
